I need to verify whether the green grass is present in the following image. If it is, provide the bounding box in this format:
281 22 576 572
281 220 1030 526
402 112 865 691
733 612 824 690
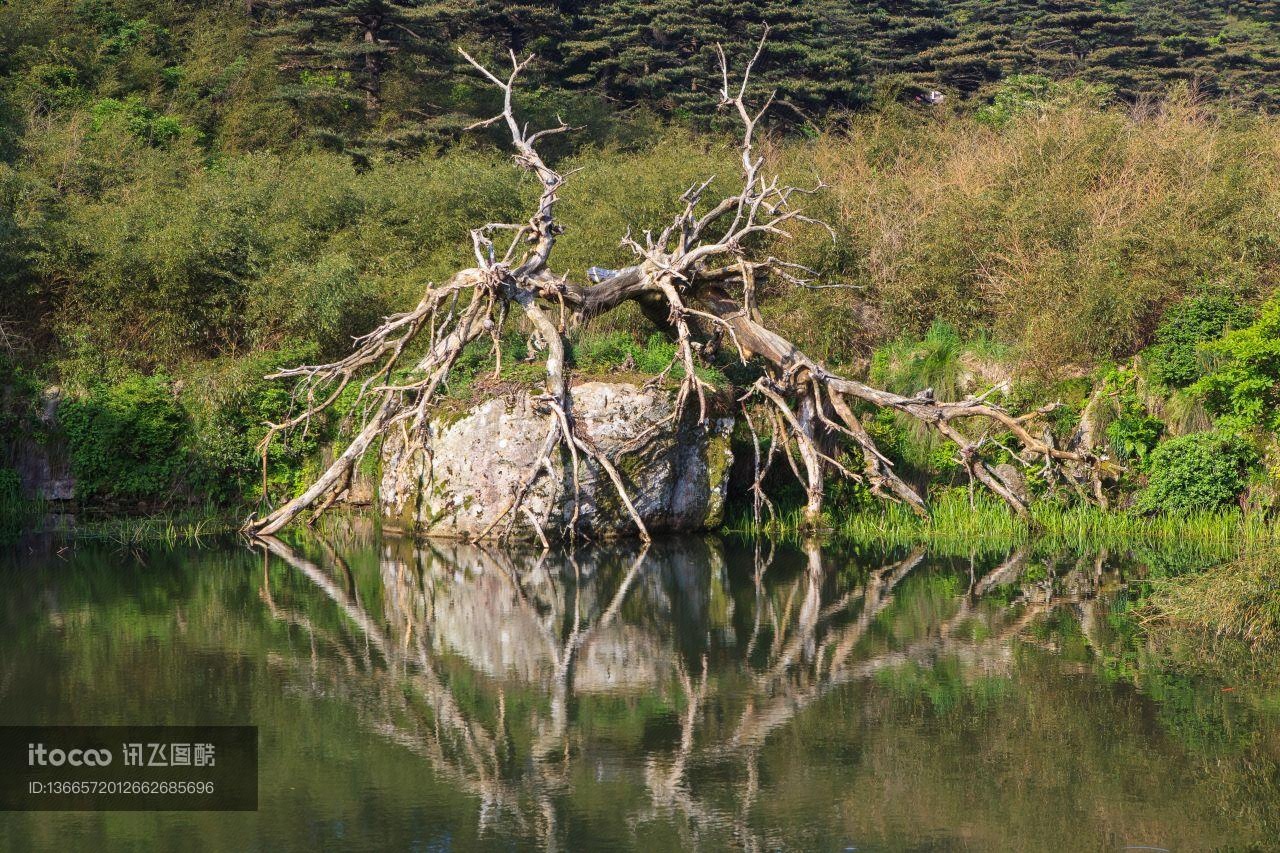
0 494 46 544
1148 549 1280 644
870 321 1006 404
34 488 1272 558
47 507 236 546
727 490 1277 558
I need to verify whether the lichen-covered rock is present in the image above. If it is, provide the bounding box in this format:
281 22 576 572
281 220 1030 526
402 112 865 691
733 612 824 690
380 382 733 540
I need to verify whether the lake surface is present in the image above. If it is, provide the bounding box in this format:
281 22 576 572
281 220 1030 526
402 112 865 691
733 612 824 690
1 523 1278 851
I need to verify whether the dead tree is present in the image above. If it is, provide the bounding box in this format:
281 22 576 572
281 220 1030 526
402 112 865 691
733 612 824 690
244 31 1104 539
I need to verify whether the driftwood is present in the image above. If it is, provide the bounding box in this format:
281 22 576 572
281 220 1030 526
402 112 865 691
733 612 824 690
244 31 1104 540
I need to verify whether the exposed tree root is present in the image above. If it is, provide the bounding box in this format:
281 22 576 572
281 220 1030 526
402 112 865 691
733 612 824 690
244 32 1107 540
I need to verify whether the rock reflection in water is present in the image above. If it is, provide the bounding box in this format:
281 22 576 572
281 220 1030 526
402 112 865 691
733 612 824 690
254 532 1118 850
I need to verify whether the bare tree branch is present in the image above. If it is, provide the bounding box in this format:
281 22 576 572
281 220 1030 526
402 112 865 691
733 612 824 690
244 29 1109 540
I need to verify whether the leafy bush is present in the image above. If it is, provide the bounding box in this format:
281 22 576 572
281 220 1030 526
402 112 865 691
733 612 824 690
1192 295 1280 432
1105 411 1164 466
1137 431 1257 514
18 96 1280 390
1097 366 1164 465
1145 294 1254 389
863 407 958 477
41 148 527 371
90 96 189 145
59 375 188 503
975 75 1114 127
183 344 324 505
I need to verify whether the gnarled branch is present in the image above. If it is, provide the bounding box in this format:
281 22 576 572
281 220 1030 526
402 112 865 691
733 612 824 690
244 31 1108 540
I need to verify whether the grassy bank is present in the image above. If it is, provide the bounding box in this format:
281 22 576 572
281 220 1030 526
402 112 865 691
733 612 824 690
1148 550 1280 644
14 490 1273 555
9 506 238 547
727 491 1278 558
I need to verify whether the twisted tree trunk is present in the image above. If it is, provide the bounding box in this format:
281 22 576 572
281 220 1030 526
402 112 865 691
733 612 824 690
244 31 1106 541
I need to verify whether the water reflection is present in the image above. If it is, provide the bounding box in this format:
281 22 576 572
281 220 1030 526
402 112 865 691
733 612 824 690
3 529 1279 850
251 532 1181 851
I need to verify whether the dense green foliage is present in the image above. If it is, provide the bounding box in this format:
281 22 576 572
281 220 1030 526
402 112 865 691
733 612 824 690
1105 407 1165 468
58 373 187 503
562 0 866 118
1146 294 1255 389
182 344 329 505
5 0 1280 163
864 321 997 475
908 0 1280 105
973 75 1113 127
1138 431 1258 514
869 321 999 401
1193 294 1280 433
5 0 1280 524
38 148 527 372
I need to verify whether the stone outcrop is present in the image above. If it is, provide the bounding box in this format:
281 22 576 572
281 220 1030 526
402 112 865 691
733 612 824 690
380 382 733 540
8 386 74 501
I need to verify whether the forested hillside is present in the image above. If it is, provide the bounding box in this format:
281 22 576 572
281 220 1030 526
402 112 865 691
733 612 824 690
4 0 1280 161
5 0 1280 524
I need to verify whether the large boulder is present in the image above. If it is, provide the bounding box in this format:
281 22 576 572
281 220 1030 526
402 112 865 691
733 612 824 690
380 382 733 540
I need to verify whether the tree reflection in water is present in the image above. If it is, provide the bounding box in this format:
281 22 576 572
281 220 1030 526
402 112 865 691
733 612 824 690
254 532 1129 851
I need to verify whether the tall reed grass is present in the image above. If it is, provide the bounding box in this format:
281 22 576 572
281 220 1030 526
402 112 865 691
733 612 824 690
727 491 1277 559
46 507 235 546
1148 549 1280 644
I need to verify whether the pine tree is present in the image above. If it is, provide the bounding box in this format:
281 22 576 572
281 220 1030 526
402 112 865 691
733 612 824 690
562 0 866 120
256 0 444 147
854 0 957 75
430 0 572 56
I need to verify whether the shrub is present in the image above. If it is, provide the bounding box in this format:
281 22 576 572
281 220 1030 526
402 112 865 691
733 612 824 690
1137 431 1257 514
862 407 958 477
1097 367 1164 466
182 344 324 505
975 75 1114 127
1192 295 1280 432
1105 411 1164 466
90 96 190 145
41 148 527 369
59 374 188 503
807 97 1280 371
1145 294 1254 389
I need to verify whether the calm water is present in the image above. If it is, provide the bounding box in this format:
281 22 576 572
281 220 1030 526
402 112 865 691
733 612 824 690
1 524 1278 851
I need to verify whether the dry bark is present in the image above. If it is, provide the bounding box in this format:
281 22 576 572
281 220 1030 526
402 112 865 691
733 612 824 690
244 32 1105 540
